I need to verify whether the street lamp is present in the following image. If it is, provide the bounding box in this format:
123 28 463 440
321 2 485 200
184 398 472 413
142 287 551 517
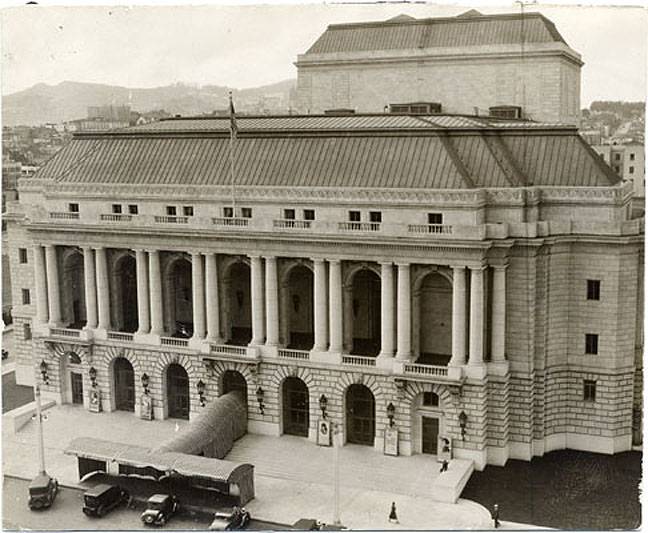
88 366 97 388
141 373 150 395
196 379 206 407
386 402 396 427
332 421 342 527
39 360 49 385
459 410 468 440
319 394 328 419
256 386 265 415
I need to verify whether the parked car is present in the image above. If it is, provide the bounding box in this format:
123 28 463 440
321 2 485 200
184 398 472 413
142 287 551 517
209 507 251 531
82 483 129 517
292 518 322 530
141 494 179 526
28 473 58 510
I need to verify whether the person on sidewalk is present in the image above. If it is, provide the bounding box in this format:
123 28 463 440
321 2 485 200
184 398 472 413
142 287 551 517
492 504 500 529
440 460 449 473
389 502 399 524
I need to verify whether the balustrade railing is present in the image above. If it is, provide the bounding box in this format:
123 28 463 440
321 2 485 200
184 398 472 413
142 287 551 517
154 215 189 224
100 214 133 222
161 336 189 347
273 219 312 230
341 354 377 366
50 327 81 338
212 217 250 227
338 221 381 232
403 363 449 377
278 348 310 360
107 331 134 342
408 224 453 234
49 212 79 220
210 344 247 356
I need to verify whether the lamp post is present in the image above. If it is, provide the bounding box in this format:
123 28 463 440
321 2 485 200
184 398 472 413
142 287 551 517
34 385 47 475
197 379 206 407
256 386 265 415
459 410 468 440
319 394 328 419
332 421 341 527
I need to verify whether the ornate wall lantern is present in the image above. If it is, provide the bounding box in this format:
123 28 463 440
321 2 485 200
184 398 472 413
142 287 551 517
39 360 49 385
256 386 265 415
141 373 150 395
386 402 396 427
89 366 97 388
196 379 206 407
459 410 468 440
319 394 328 419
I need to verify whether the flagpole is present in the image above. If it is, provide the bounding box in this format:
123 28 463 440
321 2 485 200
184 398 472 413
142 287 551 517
229 91 237 217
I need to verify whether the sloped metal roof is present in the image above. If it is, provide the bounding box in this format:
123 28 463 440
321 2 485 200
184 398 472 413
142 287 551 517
33 114 619 189
305 12 567 55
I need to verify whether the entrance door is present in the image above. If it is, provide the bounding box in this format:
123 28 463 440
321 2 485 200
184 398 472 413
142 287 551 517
114 358 135 411
282 377 309 437
71 372 84 404
422 416 439 454
167 364 190 420
346 384 375 446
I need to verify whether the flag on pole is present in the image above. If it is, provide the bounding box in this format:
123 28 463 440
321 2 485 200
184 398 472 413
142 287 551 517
229 91 238 140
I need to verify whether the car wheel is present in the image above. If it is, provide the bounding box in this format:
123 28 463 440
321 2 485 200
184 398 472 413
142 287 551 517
97 505 105 517
160 517 167 526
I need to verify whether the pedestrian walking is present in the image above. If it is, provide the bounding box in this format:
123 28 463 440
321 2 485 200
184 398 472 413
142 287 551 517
389 502 399 524
492 504 500 529
439 460 449 473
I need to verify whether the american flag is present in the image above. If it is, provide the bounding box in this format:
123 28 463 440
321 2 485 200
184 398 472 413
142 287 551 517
229 91 238 140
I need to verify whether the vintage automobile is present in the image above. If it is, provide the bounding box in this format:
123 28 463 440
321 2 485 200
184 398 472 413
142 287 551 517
28 473 59 510
292 518 322 531
208 506 251 531
140 494 179 526
82 483 129 517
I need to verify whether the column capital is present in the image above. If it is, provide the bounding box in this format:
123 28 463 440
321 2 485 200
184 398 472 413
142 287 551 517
248 254 261 260
379 261 394 267
491 263 509 271
92 246 106 251
395 262 410 268
44 243 57 249
262 255 277 261
80 245 94 252
328 258 342 265
145 248 160 255
450 265 466 271
188 250 203 257
468 264 488 272
311 257 326 264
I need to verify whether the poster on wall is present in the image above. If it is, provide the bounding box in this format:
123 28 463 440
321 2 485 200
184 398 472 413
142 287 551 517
88 388 102 413
140 394 153 420
317 419 332 446
384 427 399 456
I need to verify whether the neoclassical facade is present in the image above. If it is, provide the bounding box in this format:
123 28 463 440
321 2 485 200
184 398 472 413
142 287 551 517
5 114 643 470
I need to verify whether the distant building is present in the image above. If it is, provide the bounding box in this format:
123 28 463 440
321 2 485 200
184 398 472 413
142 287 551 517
593 144 645 199
296 10 582 124
88 105 132 123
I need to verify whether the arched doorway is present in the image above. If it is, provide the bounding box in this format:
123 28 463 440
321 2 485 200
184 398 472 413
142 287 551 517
165 258 193 337
62 351 84 405
222 370 248 404
350 269 381 356
345 384 375 446
226 262 252 345
410 391 445 455
113 357 135 412
282 377 309 437
284 266 314 349
115 255 138 333
62 252 86 328
167 363 189 420
416 273 452 366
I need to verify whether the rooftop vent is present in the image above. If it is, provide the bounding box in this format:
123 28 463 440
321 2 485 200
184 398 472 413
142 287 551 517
387 14 416 22
457 9 483 18
389 102 442 115
489 106 522 119
323 109 356 116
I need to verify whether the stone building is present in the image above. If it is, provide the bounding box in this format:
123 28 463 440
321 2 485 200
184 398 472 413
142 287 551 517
592 143 645 200
5 113 643 470
295 10 582 125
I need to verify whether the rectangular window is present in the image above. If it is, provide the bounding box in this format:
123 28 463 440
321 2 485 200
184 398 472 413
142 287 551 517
349 210 361 222
428 213 443 225
183 206 194 217
21 289 30 305
223 206 234 218
283 209 296 220
614 166 620 173
369 211 382 223
18 248 27 264
112 204 122 214
423 392 439 407
241 207 252 219
166 205 177 216
583 380 597 402
585 334 599 355
630 153 635 161
629 166 635 174
303 209 315 221
23 323 32 341
128 204 139 215
615 153 621 161
68 203 79 213
586 280 600 300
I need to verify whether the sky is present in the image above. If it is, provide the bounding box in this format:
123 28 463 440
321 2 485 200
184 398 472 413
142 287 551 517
1 1 646 106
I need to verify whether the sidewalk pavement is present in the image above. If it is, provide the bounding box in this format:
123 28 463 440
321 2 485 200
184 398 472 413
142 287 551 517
2 403 523 530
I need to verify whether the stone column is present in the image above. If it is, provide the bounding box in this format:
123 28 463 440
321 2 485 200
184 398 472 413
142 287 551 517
313 259 328 351
33 245 49 325
250 255 265 345
191 252 206 340
264 256 279 346
82 247 97 329
343 285 353 352
379 262 395 358
148 250 163 336
95 247 111 330
45 245 61 326
205 253 221 342
469 266 485 365
328 260 343 353
491 265 507 362
396 263 411 360
135 250 150 335
450 266 467 366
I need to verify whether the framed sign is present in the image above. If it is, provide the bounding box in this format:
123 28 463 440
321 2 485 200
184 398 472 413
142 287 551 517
317 418 331 446
140 394 153 420
88 388 102 413
384 426 399 456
